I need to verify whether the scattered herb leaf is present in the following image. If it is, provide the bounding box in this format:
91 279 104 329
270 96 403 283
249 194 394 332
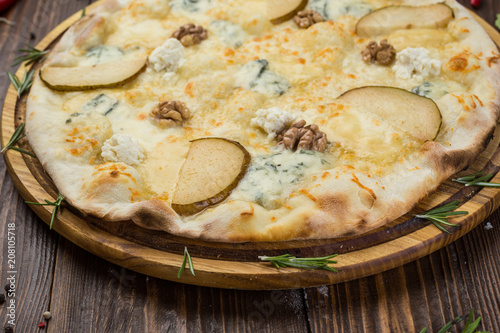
0 18 14 25
453 171 500 188
25 194 65 229
259 254 338 272
12 44 49 67
415 200 468 234
81 8 86 18
177 247 195 278
496 14 500 30
1 123 35 157
8 69 35 97
420 309 488 333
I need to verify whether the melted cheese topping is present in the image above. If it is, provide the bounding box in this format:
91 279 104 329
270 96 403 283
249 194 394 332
39 0 480 211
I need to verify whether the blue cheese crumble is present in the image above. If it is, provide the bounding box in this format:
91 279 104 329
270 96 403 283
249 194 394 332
251 107 296 139
101 134 145 166
233 150 330 209
308 0 373 20
210 20 247 48
394 47 442 80
235 59 290 97
169 0 213 13
149 38 185 72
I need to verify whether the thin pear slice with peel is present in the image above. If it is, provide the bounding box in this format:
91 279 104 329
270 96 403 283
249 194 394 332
172 138 251 216
356 4 454 37
40 56 147 91
337 86 442 142
268 0 308 25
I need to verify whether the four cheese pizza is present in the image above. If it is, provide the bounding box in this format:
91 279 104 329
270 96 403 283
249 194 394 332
25 0 500 242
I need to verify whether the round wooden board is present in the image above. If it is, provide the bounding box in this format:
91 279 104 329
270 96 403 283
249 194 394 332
2 4 500 290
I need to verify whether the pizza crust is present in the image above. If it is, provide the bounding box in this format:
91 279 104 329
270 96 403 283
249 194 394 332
26 0 500 242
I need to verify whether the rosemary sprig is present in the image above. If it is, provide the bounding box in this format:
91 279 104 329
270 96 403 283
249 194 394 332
1 123 35 157
453 171 500 188
12 44 49 67
81 8 86 18
416 200 468 234
419 309 488 333
259 254 338 272
25 194 65 229
0 18 14 25
8 69 35 98
177 247 195 278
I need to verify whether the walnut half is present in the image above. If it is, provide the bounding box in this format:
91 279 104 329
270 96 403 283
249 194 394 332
361 39 396 66
172 23 208 47
277 120 328 152
150 100 190 128
293 10 324 29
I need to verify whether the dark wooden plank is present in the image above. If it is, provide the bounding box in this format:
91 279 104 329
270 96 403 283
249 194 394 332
0 169 59 332
48 237 148 333
50 237 310 332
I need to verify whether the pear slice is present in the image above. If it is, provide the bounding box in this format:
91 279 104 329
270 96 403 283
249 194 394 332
356 4 454 37
40 56 147 91
172 138 251 216
337 86 442 142
268 0 308 25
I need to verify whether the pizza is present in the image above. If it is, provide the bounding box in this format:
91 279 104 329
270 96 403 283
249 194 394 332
24 0 500 242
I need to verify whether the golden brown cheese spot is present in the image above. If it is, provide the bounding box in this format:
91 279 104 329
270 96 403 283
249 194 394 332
153 193 169 201
240 203 254 216
93 163 137 183
350 173 376 200
447 56 468 72
473 95 484 107
451 94 480 112
487 54 500 67
82 162 149 204
446 50 482 74
129 188 142 203
65 126 100 155
185 81 195 97
299 188 318 202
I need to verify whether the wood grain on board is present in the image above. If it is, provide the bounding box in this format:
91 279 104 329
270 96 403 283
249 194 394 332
0 0 499 332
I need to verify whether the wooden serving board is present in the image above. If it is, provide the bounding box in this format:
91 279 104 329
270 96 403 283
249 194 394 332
2 4 500 290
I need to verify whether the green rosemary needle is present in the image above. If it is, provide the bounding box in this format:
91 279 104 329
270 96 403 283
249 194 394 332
12 45 49 67
81 8 86 18
259 254 338 272
177 247 195 278
25 194 65 229
1 123 35 157
415 200 468 234
8 69 35 97
419 309 488 333
453 171 500 188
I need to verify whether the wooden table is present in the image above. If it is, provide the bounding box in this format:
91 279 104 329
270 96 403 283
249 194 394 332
1 0 500 332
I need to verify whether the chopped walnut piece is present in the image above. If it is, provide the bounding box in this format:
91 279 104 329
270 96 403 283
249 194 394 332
172 23 208 47
361 39 396 66
293 9 324 29
277 120 328 152
150 100 190 128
